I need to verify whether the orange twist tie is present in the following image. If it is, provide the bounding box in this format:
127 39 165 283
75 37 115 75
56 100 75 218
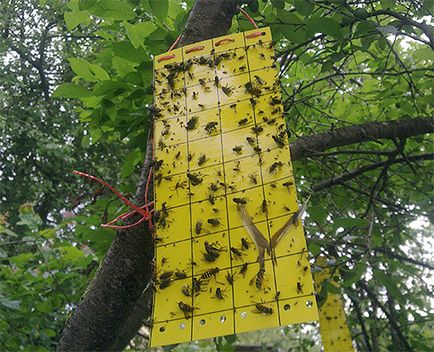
246 31 265 39
186 45 205 54
157 54 176 62
215 38 235 46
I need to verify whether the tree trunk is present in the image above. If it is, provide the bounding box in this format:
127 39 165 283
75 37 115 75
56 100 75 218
57 1 239 351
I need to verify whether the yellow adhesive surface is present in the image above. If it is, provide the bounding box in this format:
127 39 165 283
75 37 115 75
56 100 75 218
314 257 354 352
151 27 318 347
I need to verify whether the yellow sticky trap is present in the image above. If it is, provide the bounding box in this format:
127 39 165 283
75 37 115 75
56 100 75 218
314 257 355 351
150 27 318 347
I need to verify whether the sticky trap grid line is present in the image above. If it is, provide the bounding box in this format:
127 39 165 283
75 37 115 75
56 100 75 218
150 27 318 347
243 41 284 327
212 49 238 336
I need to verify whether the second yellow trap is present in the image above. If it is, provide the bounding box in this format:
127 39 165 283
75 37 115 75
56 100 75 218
150 27 318 347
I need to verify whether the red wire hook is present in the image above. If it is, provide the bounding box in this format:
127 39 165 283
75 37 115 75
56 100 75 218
73 171 153 230
237 5 259 29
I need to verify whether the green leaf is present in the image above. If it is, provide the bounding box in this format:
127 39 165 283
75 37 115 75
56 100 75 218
44 329 56 338
112 56 138 76
149 0 169 23
79 0 98 10
308 241 321 256
68 58 95 81
308 206 328 222
271 0 285 10
361 34 376 49
342 262 367 287
279 25 307 43
333 217 368 228
355 20 377 37
277 12 302 25
35 301 52 313
121 149 143 177
17 204 42 230
53 83 92 98
373 270 405 304
354 8 369 20
64 0 91 30
93 80 130 95
294 0 314 17
306 17 343 39
0 225 19 238
327 282 341 294
111 41 148 63
0 297 20 310
124 21 157 48
380 0 394 8
248 0 259 13
64 9 90 30
81 134 91 148
321 60 334 72
8 253 34 267
86 62 110 80
40 228 56 239
69 58 110 82
59 245 86 263
91 0 135 20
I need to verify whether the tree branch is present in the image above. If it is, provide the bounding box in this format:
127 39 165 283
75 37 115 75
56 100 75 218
110 287 154 351
348 294 373 352
374 248 434 271
311 153 434 193
369 9 434 50
289 117 434 161
359 282 413 351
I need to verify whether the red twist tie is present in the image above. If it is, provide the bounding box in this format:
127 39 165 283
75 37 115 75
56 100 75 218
215 38 235 46
185 45 205 54
246 31 265 39
157 54 176 63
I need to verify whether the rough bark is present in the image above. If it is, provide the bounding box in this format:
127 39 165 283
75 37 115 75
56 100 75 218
110 287 153 351
177 0 239 47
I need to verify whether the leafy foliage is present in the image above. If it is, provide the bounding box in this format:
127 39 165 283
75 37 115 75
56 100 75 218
0 204 93 350
1 0 433 351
